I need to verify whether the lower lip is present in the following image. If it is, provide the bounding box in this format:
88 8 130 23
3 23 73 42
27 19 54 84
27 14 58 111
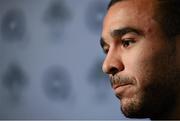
114 84 133 96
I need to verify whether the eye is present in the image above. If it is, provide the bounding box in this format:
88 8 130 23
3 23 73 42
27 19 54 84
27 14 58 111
103 47 109 54
121 39 135 48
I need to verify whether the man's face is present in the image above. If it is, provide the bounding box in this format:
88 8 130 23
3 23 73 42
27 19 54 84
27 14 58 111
101 0 179 118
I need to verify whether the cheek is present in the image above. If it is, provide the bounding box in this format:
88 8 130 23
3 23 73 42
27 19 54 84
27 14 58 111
126 61 153 92
122 46 162 89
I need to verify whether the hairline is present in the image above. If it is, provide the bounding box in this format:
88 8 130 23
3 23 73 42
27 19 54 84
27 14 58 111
107 0 177 41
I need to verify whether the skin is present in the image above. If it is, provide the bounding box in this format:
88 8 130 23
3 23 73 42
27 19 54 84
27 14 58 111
101 0 180 119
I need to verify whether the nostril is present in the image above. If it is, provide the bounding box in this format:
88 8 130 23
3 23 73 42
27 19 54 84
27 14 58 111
110 67 119 75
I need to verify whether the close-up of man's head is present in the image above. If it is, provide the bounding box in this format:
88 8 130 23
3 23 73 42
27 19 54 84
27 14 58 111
101 0 180 120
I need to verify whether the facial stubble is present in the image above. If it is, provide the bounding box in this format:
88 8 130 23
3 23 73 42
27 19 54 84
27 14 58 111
118 46 180 119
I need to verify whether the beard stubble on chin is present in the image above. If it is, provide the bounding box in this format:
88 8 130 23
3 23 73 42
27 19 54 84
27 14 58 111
116 47 180 119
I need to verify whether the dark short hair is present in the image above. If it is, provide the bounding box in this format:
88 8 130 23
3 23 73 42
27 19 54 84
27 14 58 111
108 0 122 9
107 0 180 39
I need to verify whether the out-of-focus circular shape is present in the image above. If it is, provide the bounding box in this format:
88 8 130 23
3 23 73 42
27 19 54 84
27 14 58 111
2 62 28 102
85 0 108 34
1 8 26 42
43 66 72 102
87 59 110 101
43 0 72 41
44 0 71 26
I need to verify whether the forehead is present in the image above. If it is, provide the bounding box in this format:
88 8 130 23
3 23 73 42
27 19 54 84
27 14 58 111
102 0 157 39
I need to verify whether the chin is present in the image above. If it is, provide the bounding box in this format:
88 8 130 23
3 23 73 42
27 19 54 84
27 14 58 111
120 95 148 119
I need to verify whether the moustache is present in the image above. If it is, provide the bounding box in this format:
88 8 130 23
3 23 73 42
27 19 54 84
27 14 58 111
110 75 134 87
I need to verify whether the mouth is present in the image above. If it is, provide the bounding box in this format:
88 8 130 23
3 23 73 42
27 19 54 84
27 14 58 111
112 83 134 99
112 83 132 90
110 75 135 98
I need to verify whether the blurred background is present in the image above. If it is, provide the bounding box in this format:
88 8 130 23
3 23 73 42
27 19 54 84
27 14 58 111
0 0 127 119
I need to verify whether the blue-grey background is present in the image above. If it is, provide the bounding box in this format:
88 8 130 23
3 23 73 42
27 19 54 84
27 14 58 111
0 0 127 119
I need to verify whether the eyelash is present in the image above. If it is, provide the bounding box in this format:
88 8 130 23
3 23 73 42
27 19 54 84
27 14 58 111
103 48 109 54
103 39 135 54
121 39 135 48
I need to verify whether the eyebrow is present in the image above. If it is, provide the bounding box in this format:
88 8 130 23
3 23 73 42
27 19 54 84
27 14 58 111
111 27 142 38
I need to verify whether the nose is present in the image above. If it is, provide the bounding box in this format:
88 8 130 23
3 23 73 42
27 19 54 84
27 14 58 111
102 49 124 75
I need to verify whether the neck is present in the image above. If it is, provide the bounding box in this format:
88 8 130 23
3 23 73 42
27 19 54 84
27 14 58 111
154 93 180 120
166 95 180 120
